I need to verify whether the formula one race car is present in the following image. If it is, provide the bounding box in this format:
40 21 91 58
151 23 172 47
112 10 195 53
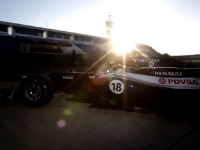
3 50 200 113
1 32 200 113
81 46 200 113
14 61 200 114
89 63 200 113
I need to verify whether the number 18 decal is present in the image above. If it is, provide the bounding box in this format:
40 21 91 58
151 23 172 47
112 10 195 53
109 80 124 94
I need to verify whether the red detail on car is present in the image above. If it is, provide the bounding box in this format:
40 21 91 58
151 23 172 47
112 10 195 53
90 72 107 86
168 79 198 85
92 76 107 86
158 78 166 84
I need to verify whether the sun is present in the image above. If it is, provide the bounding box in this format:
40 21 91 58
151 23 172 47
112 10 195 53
110 32 137 55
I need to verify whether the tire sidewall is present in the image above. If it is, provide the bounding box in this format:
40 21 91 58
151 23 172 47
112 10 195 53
19 75 54 108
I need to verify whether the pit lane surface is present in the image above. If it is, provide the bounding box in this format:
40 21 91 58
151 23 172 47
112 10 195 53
0 94 200 150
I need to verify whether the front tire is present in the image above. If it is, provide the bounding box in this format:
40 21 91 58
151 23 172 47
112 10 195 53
19 75 54 108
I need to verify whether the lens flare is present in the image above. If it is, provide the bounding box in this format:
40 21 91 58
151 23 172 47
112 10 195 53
64 108 72 116
57 119 66 128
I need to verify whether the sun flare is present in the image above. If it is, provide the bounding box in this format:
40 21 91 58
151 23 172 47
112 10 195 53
110 33 137 55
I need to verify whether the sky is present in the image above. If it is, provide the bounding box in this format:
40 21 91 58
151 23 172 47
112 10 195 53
0 0 200 56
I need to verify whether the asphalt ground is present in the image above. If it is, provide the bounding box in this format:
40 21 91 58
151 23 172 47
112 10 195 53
1 94 200 150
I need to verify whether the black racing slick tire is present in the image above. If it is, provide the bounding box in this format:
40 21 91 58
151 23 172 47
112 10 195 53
18 75 54 108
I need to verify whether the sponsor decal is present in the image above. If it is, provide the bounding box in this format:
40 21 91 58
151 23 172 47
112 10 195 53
158 78 199 85
62 75 74 79
112 71 126 77
158 78 167 84
155 72 182 76
148 61 154 68
168 79 198 85
89 76 95 79
109 80 124 94
132 59 160 63
114 71 126 74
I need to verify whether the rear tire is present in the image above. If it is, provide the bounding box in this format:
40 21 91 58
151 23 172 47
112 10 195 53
19 75 54 108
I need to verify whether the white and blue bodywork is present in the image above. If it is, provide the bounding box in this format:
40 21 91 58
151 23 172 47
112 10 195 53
93 64 200 112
